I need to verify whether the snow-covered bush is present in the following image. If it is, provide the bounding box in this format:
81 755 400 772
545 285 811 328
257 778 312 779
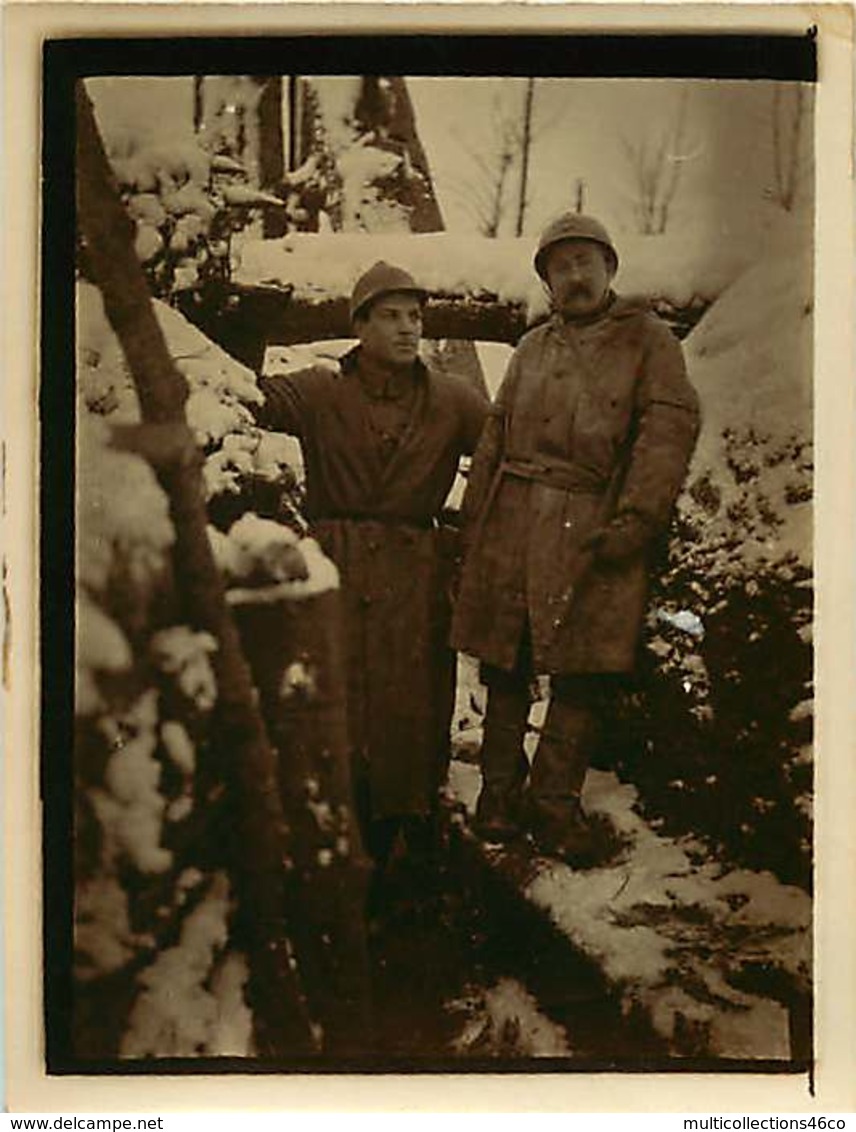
74 393 257 1053
614 473 812 891
78 279 304 532
607 236 813 891
74 256 329 1055
102 131 222 297
101 126 289 299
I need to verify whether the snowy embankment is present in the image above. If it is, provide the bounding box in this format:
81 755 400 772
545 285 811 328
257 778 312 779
450 756 808 1059
682 218 813 568
448 724 809 1061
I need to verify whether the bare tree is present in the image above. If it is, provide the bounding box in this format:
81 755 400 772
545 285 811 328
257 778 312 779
447 80 551 238
573 177 586 214
770 85 809 212
443 89 520 237
515 77 535 236
623 88 691 235
457 128 516 238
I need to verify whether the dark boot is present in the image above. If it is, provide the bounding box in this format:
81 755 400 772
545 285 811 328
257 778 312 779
473 671 531 843
529 693 598 865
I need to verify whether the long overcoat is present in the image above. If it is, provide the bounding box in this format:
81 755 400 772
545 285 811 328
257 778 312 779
257 348 487 819
450 295 700 675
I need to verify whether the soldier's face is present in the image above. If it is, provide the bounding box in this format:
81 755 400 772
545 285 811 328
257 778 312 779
356 294 423 367
545 240 614 317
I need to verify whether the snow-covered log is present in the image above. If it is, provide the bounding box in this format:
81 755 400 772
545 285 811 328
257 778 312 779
178 223 790 365
232 226 779 315
179 285 528 369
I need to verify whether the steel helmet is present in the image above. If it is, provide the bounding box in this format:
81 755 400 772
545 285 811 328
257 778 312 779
349 261 428 322
534 212 619 281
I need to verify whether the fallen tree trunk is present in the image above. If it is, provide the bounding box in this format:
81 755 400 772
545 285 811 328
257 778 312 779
176 285 528 372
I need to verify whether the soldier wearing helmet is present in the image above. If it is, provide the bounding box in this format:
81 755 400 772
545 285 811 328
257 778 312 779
256 261 488 882
451 213 700 864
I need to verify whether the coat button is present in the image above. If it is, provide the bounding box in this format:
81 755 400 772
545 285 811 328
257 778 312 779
563 519 573 529
361 595 373 607
552 617 562 628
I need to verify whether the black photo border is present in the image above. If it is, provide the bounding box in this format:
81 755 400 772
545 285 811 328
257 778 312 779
42 29 817 1078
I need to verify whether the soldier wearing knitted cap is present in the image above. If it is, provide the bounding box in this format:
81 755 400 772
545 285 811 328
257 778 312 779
256 261 488 884
451 213 701 864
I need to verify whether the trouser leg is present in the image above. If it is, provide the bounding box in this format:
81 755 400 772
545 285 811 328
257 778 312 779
528 676 600 860
474 649 532 839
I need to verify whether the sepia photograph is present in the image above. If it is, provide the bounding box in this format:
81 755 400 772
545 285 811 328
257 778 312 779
6 11 850 1110
60 55 816 1069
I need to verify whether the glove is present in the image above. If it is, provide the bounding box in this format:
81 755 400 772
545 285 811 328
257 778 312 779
582 513 654 564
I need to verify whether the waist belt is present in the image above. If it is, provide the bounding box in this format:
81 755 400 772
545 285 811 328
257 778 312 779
499 458 607 494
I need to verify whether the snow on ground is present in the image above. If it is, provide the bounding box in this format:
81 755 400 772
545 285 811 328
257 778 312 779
448 657 809 1060
448 755 808 1059
448 977 572 1058
120 872 254 1058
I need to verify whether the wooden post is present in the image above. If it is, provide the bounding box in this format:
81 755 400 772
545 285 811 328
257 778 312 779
230 585 373 1056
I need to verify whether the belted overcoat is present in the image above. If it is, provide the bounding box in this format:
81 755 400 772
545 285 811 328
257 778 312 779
450 294 700 675
257 348 488 818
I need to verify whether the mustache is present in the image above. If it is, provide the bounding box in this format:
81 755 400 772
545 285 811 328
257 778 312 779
558 284 592 300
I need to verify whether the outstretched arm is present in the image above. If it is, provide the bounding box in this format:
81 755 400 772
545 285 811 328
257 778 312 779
253 371 311 437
